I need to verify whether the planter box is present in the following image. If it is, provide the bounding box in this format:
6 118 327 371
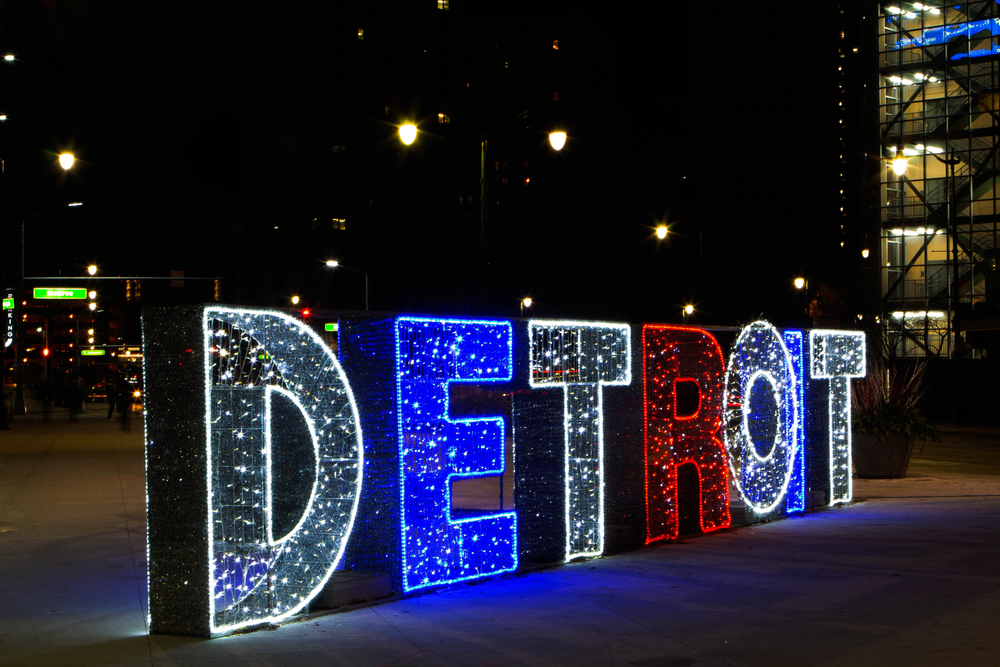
853 433 916 479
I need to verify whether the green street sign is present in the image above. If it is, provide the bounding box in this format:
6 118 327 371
81 349 106 356
33 287 87 300
324 323 339 332
2 298 13 309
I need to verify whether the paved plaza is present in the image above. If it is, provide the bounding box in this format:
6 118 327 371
0 408 998 667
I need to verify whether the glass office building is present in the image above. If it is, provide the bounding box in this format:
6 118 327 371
877 1 1000 357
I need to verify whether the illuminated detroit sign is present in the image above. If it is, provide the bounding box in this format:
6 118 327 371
143 306 864 637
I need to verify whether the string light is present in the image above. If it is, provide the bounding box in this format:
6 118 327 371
782 330 806 514
723 321 799 515
203 307 363 635
526 320 631 560
394 317 517 592
809 330 866 505
144 306 870 638
643 325 730 543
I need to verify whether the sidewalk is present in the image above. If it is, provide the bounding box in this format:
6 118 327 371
0 414 997 667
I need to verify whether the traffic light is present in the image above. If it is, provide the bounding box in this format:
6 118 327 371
42 348 50 357
301 309 311 318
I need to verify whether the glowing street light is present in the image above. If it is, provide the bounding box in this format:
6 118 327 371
87 265 97 276
794 277 806 290
548 131 567 151
291 295 300 305
399 123 417 146
520 297 532 317
684 305 694 315
655 225 668 240
58 153 75 170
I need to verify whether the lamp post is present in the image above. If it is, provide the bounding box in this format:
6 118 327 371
326 260 368 311
401 119 566 313
11 154 80 416
520 297 532 318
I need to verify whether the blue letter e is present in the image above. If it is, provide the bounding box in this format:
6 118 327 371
395 317 516 592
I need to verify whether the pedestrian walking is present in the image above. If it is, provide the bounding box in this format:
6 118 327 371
119 385 134 432
106 376 119 420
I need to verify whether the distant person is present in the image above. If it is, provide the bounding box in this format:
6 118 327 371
106 377 120 420
119 385 134 432
0 390 9 430
38 382 52 423
68 376 83 422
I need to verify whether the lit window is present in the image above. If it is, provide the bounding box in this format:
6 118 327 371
333 218 347 230
553 92 559 101
438 112 450 124
553 40 559 50
524 177 530 186
437 0 449 9
358 28 363 40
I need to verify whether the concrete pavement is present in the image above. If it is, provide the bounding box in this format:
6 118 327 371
0 411 997 667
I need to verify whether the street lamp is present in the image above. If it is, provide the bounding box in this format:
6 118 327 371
87 265 97 276
548 131 567 151
399 123 417 146
326 260 369 311
399 115 565 313
520 297 532 317
655 225 668 240
58 153 75 171
794 277 806 290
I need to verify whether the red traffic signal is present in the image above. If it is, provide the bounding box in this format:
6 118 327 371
42 348 50 357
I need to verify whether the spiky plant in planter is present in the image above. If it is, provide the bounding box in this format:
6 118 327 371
851 359 939 478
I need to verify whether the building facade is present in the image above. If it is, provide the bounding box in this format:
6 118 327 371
875 0 1000 357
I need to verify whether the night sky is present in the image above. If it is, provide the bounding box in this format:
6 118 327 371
0 2 852 330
